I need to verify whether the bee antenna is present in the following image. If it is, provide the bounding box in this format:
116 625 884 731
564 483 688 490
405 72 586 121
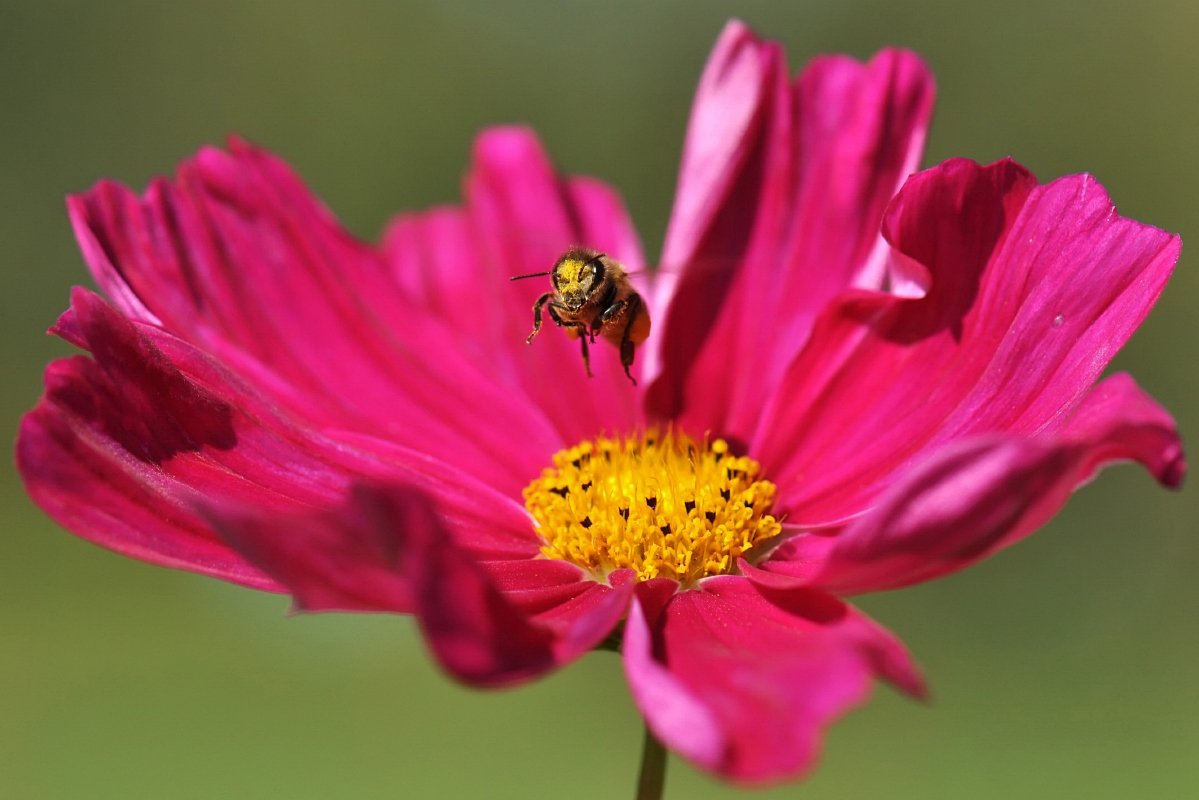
509 270 554 281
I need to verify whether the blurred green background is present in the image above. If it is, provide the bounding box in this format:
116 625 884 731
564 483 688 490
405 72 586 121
2 1 1196 797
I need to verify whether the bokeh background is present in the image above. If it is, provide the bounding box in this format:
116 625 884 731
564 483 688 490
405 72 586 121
2 1 1196 797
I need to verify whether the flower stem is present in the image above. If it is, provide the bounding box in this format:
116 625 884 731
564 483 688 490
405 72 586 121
635 722 667 800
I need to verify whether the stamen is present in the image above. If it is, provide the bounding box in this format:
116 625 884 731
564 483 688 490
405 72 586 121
522 430 782 586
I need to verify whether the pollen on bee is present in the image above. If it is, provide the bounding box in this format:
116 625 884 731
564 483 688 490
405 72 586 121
513 248 649 384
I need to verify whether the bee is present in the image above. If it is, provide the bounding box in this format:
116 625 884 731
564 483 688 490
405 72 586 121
510 247 650 385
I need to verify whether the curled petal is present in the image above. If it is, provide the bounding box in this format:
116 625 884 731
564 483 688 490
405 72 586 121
755 158 1181 523
413 523 630 688
623 578 923 784
210 485 417 613
216 483 632 687
762 373 1184 594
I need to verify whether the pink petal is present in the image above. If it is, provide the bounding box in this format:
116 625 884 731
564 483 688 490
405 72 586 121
67 138 563 496
17 289 538 589
303 429 539 561
220 481 632 686
479 558 598 616
623 577 923 784
412 523 632 688
380 205 476 322
210 485 417 613
754 158 1181 523
647 22 934 441
68 140 400 399
561 176 647 277
464 127 645 440
656 20 778 275
645 20 785 415
760 373 1184 594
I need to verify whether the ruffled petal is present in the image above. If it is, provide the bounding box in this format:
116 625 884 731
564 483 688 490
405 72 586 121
623 577 923 784
16 289 538 589
68 139 402 399
647 21 934 441
66 138 565 496
717 48 932 437
217 482 632 686
760 373 1184 594
755 158 1181 523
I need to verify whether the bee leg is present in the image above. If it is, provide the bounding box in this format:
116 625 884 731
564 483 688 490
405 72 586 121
577 325 593 378
619 339 637 386
599 297 628 325
526 292 555 343
612 295 642 386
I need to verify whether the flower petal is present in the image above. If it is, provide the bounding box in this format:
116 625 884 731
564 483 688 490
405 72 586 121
410 511 632 688
217 482 632 686
66 139 563 495
18 289 332 590
754 158 1181 523
210 485 417 613
464 127 645 441
623 577 923 784
647 21 934 440
381 205 476 322
67 139 400 399
760 373 1184 594
656 20 778 276
645 20 784 416
479 558 597 616
17 289 538 589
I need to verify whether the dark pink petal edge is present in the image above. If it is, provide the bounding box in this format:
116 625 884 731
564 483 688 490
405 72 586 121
623 577 924 784
17 288 539 591
757 372 1184 595
212 483 634 687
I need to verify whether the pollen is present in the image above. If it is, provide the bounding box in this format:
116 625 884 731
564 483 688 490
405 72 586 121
522 430 783 586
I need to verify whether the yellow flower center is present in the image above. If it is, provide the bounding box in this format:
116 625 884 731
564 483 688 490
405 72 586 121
522 430 783 586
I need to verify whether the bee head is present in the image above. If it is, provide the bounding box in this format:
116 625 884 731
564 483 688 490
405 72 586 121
553 249 605 311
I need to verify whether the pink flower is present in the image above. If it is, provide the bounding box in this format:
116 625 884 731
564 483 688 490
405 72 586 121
17 20 1183 785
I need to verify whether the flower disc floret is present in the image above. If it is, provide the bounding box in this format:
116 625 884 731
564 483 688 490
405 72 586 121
523 430 783 585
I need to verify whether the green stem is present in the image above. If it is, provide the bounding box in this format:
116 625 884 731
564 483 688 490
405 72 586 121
635 722 668 800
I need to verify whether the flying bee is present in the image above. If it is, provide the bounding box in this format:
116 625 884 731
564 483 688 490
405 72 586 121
510 247 650 385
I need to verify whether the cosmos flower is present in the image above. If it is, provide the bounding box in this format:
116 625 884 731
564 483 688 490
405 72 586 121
18 20 1183 786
